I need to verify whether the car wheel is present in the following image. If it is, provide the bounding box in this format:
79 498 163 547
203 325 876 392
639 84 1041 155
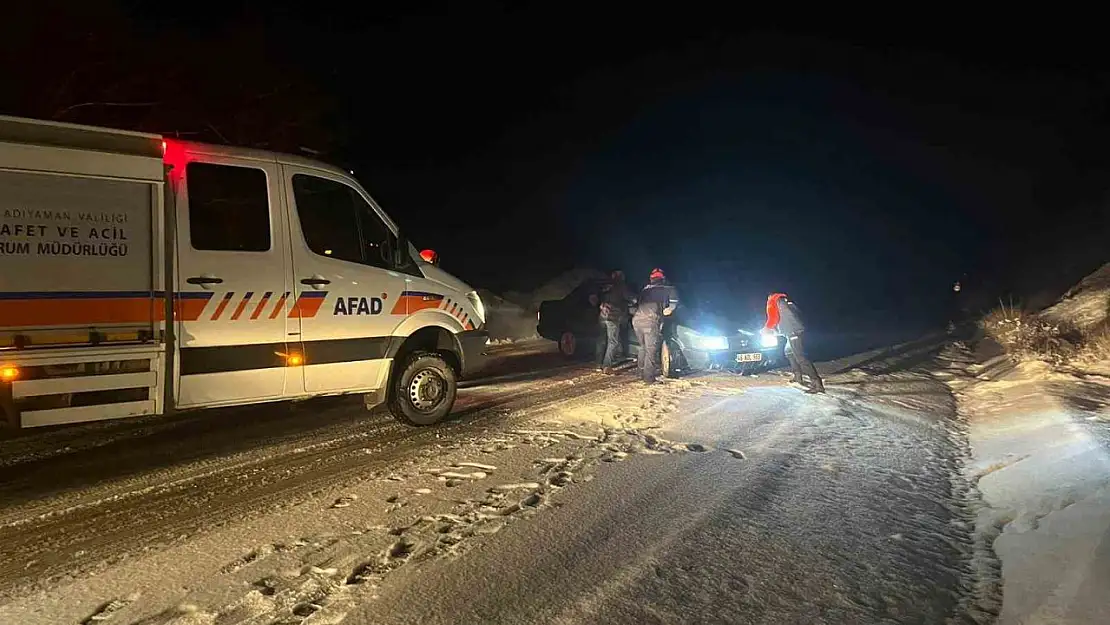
558 331 578 358
388 351 458 426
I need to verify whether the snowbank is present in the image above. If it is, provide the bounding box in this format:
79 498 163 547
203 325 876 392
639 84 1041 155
1040 262 1110 334
476 289 538 342
505 267 606 310
942 342 1110 624
479 268 606 342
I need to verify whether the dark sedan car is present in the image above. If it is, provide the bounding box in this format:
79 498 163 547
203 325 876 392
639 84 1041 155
537 280 785 377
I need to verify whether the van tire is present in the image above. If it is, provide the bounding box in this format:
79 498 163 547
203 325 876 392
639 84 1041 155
388 352 457 426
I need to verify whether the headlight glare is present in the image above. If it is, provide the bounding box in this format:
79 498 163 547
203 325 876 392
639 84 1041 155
694 334 729 351
760 332 779 348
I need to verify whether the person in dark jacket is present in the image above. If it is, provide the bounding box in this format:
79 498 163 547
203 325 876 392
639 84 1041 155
764 292 824 393
632 268 678 384
596 270 631 373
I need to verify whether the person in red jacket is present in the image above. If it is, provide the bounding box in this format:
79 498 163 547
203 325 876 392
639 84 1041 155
765 292 825 393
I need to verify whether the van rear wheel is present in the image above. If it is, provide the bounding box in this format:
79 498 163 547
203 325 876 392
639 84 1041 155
388 352 457 426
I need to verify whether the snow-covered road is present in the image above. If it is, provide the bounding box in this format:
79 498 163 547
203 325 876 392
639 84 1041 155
354 359 984 624
0 343 599 600
0 337 993 624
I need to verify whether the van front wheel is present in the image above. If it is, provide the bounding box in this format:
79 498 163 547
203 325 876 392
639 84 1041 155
388 352 457 426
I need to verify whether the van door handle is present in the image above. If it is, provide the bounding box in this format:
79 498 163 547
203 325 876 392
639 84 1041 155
300 277 331 287
186 275 224 286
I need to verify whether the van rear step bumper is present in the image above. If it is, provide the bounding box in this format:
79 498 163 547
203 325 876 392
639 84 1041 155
1 345 164 428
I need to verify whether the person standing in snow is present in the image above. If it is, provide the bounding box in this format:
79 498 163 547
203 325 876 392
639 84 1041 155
764 292 825 394
632 268 678 384
596 270 632 373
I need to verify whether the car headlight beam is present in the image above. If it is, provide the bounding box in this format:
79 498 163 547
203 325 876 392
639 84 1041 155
760 331 779 348
693 333 729 351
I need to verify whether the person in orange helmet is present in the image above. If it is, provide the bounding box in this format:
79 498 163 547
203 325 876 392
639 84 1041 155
764 292 824 393
632 268 678 384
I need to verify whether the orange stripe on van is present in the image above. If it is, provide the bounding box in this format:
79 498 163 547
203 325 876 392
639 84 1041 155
210 293 235 320
269 292 290 319
230 292 253 320
288 292 327 319
390 291 445 315
0 291 212 328
250 292 273 320
0 298 156 326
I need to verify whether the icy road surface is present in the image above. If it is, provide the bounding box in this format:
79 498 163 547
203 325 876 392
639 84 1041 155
0 337 993 624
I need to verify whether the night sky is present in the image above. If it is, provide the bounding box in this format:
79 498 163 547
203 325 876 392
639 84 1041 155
4 5 1108 336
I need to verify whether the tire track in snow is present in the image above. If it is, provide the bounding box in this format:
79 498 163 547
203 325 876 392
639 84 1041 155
0 367 632 601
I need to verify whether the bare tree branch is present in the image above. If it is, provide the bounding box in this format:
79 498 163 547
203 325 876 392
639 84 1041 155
54 101 159 119
206 122 231 144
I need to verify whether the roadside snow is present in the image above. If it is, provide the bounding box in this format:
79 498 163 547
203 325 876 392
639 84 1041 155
942 343 1110 625
1041 262 1110 334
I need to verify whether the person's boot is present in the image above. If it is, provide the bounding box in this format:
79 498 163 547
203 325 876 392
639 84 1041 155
806 381 826 394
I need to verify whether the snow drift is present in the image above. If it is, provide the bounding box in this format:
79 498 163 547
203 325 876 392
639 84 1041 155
1040 262 1110 335
480 268 607 342
476 289 538 342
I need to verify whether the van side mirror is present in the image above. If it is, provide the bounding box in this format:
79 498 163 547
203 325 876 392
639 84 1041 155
392 234 412 269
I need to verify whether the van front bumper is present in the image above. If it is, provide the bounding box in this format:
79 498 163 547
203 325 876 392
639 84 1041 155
458 329 490 377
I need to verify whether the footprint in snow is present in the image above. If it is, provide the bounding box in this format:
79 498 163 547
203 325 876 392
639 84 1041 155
331 495 358 509
82 598 132 625
489 482 542 493
452 462 497 472
436 471 488 481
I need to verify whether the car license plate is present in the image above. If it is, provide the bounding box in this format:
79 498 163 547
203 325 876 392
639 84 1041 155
736 352 762 363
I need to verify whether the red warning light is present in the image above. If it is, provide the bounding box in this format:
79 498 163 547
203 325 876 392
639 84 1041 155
420 249 439 265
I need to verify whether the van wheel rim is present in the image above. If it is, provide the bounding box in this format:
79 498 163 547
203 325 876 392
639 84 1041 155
409 369 446 412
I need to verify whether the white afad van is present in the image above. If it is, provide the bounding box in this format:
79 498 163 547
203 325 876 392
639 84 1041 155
0 116 488 428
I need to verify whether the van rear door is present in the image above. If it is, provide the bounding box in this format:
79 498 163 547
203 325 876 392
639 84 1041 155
171 148 293 407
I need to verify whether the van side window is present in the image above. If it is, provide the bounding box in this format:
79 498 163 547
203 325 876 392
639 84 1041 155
186 162 271 252
292 174 394 270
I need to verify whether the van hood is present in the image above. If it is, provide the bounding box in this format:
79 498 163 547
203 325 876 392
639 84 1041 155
418 263 474 296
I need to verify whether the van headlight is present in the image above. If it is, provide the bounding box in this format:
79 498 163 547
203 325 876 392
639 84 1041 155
466 291 486 325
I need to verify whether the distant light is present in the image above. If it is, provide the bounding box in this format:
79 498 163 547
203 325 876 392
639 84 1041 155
161 140 167 155
0 365 19 381
324 249 333 255
349 170 355 175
